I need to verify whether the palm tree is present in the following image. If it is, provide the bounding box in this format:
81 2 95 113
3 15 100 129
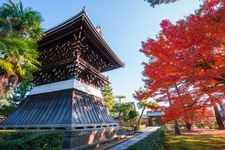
0 0 43 98
0 0 43 39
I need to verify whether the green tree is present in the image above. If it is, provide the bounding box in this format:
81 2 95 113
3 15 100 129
101 84 116 115
0 81 32 119
127 109 139 130
0 0 43 39
113 102 134 126
136 101 158 126
10 81 31 105
134 88 159 126
137 102 146 125
0 87 14 119
113 102 138 130
115 95 126 103
0 0 43 98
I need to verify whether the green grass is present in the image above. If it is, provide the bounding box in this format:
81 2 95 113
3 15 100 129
164 134 225 150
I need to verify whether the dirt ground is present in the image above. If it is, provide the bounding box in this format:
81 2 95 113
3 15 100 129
181 128 225 137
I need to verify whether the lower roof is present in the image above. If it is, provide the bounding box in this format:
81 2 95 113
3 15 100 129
0 89 117 129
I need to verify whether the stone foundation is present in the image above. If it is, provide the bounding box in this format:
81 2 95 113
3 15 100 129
62 127 122 149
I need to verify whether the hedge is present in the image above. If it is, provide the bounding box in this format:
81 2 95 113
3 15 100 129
0 130 64 150
126 126 165 150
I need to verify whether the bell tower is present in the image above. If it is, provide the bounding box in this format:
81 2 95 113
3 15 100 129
0 10 124 149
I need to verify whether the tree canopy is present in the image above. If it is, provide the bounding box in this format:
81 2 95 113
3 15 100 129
101 84 116 115
0 0 43 118
0 0 43 39
0 0 43 98
138 0 225 129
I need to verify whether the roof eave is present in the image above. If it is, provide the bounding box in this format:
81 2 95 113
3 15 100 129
41 10 125 70
82 14 124 69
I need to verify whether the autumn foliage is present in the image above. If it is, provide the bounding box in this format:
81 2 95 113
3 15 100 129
178 108 214 127
138 0 225 128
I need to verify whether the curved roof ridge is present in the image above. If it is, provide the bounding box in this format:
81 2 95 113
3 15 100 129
83 15 125 67
45 8 86 35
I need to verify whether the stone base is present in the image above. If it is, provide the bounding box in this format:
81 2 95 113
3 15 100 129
62 127 123 149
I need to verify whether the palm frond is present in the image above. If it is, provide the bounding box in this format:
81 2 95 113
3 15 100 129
0 59 14 75
0 0 43 86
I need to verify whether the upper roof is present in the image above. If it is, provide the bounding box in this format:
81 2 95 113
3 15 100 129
38 9 124 72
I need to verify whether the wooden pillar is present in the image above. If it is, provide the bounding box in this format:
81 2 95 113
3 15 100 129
148 117 153 126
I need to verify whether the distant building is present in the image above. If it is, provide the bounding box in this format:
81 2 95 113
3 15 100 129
147 111 164 126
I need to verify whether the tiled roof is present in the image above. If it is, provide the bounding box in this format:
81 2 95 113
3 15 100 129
0 89 117 129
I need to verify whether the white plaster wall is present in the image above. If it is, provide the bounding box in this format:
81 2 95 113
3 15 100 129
29 79 103 98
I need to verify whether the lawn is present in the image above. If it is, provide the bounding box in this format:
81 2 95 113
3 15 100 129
164 129 225 150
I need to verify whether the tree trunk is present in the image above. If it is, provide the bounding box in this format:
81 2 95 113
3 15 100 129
166 88 181 134
0 73 18 99
218 101 224 118
218 101 224 112
213 105 224 130
130 120 133 130
118 112 122 126
185 122 192 130
174 120 181 135
137 107 145 126
0 74 10 98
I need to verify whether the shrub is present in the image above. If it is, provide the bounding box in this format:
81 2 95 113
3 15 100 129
126 126 165 150
209 123 219 129
0 130 63 150
196 123 206 128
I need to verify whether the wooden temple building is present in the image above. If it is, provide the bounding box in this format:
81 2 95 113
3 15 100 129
0 9 124 149
147 111 163 126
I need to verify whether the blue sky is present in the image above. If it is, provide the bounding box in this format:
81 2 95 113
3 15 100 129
1 0 201 103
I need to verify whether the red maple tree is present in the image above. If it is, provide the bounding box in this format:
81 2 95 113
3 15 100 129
178 108 214 130
138 0 225 130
